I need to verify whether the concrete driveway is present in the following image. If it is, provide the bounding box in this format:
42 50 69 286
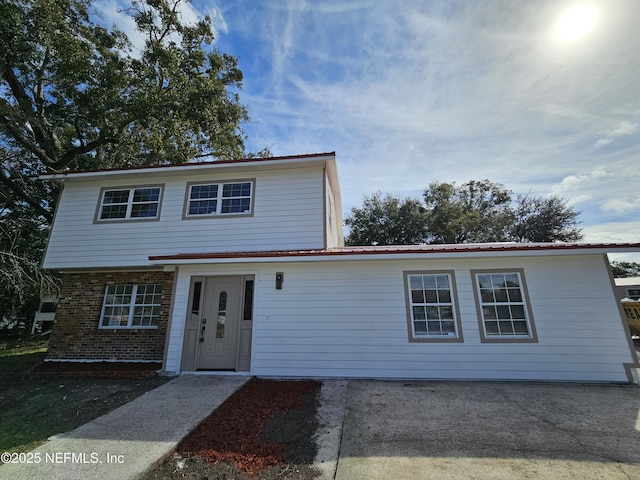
325 380 640 480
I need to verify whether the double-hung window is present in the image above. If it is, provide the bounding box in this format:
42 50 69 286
472 269 537 342
99 284 163 329
97 186 163 221
185 180 254 217
404 271 463 342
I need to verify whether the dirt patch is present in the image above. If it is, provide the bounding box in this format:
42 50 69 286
144 378 322 480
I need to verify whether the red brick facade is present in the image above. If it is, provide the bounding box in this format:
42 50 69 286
47 271 175 361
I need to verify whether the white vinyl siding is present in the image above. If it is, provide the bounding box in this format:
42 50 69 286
164 254 635 383
43 167 325 269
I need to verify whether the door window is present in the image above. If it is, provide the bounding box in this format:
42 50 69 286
216 291 227 339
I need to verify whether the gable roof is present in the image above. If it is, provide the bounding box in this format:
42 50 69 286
148 242 640 265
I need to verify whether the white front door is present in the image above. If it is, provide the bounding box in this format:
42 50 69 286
197 276 243 370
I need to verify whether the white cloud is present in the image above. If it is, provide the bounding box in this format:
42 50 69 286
594 120 639 147
602 198 640 214
551 161 640 221
610 120 639 136
93 0 144 52
583 222 640 263
93 0 223 55
553 166 610 195
583 221 640 244
205 5 228 35
174 0 200 26
91 0 640 246
594 138 613 147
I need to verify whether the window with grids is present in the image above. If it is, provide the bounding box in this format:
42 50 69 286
473 271 534 340
186 181 253 217
406 273 460 339
99 285 163 328
98 186 162 221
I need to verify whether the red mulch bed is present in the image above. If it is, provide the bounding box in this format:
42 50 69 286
178 378 321 476
26 361 162 378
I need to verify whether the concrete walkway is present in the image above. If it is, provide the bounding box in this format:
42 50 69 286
0 375 248 480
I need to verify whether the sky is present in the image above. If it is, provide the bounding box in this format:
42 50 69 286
95 0 640 261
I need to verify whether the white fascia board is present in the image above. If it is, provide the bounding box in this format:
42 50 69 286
147 246 638 266
40 155 336 181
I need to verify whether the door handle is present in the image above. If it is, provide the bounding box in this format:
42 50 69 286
199 318 206 343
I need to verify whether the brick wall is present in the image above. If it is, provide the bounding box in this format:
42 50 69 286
47 270 175 361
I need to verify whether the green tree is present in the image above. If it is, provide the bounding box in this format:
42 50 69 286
610 261 640 278
510 194 582 243
345 180 583 247
0 0 268 328
423 180 514 244
345 192 427 246
0 0 261 175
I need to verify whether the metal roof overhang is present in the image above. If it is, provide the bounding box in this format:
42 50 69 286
148 242 640 265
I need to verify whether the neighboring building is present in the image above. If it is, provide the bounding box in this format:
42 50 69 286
615 277 640 301
41 152 640 383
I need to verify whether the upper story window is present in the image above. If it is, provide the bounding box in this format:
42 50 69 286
184 180 254 218
96 186 163 222
471 269 538 343
404 271 463 342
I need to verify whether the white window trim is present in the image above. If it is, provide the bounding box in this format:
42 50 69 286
183 179 255 219
95 185 164 223
471 269 538 343
99 284 162 329
403 270 464 343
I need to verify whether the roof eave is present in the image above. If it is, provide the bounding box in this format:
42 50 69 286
39 152 337 181
148 244 640 265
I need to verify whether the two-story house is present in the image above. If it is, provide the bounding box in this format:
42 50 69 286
41 152 640 382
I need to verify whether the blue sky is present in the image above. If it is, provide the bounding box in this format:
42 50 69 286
96 0 640 260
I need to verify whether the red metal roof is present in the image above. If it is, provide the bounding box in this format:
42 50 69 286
148 242 640 262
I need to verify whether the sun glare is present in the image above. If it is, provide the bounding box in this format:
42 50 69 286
555 5 597 42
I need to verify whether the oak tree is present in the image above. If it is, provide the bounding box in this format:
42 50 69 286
345 180 583 247
345 192 427 246
0 0 267 328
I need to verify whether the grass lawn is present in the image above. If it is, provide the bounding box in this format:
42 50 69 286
0 337 169 455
